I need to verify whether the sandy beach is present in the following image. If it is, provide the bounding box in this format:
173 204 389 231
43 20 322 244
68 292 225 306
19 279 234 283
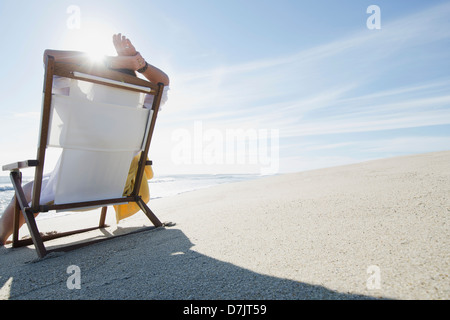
0 151 449 300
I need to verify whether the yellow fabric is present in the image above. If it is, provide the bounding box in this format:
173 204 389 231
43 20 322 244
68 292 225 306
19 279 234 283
113 154 154 222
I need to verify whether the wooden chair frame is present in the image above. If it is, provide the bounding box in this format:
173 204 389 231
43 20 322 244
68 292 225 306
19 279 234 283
2 55 165 258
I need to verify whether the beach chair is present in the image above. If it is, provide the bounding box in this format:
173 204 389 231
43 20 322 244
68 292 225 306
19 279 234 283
2 54 165 258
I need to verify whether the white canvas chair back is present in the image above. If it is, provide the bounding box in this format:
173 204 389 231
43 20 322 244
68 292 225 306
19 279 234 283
2 56 165 258
47 74 153 205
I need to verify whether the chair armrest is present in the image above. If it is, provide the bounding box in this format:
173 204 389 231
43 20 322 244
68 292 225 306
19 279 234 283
2 160 38 171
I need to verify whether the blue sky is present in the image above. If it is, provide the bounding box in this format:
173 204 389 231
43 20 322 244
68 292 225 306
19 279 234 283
0 0 449 175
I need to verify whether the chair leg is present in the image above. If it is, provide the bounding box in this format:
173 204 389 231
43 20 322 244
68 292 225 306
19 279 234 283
23 208 47 258
10 171 47 258
99 206 107 228
11 171 22 247
136 197 163 227
12 196 21 248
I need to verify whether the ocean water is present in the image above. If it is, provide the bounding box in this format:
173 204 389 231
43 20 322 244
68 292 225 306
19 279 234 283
0 174 261 220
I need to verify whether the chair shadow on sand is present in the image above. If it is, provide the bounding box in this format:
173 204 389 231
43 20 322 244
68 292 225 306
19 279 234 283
1 226 389 300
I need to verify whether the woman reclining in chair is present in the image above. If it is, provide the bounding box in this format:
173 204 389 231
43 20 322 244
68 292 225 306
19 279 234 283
0 34 170 245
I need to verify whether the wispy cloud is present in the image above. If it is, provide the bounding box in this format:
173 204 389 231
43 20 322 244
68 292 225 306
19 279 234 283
150 3 450 174
165 2 450 141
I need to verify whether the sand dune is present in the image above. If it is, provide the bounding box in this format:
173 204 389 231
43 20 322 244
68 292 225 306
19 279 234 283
1 151 449 300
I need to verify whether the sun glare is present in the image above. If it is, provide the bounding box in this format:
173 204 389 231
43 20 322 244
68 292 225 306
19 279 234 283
87 51 106 64
63 20 117 62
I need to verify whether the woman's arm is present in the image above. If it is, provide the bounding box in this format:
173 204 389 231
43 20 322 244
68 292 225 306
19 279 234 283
44 35 170 86
112 33 170 86
106 52 170 86
138 59 170 86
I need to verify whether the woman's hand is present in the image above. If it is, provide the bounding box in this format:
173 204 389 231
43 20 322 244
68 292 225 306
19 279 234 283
113 33 137 56
110 33 169 85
